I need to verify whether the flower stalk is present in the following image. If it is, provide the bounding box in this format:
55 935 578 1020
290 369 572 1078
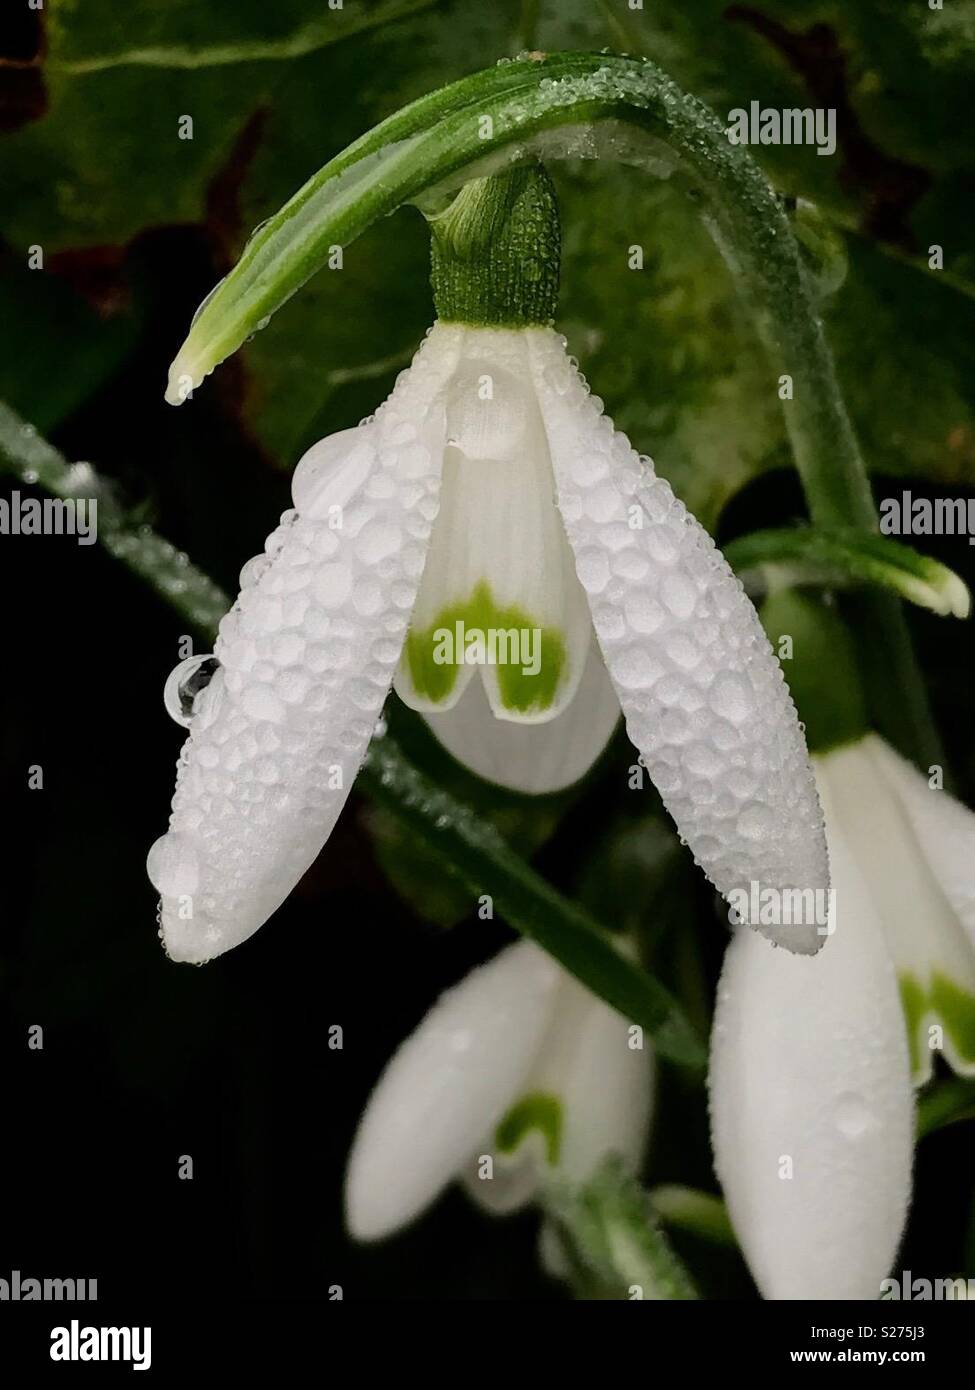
428 164 560 327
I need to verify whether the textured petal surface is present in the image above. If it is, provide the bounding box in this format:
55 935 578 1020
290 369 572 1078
820 735 975 1079
709 801 914 1300
421 636 620 794
345 941 561 1240
147 325 462 962
528 329 828 954
395 328 592 722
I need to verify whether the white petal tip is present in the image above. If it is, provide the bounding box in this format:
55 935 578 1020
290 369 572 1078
944 574 971 620
343 1170 416 1243
164 354 204 406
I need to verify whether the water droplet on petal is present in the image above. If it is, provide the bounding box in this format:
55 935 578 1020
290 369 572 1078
147 831 199 896
163 654 220 727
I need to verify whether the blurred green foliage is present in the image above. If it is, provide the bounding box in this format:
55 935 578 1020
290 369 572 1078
1 0 973 522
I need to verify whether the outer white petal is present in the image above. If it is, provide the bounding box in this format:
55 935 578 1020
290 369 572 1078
709 800 914 1300
462 964 654 1215
527 330 828 955
546 971 654 1184
395 328 593 723
867 735 975 947
147 325 462 962
820 735 975 1080
345 941 561 1240
420 635 620 794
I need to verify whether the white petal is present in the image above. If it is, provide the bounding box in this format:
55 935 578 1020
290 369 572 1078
420 635 620 793
709 818 914 1300
528 330 828 955
542 971 654 1185
867 735 975 948
461 964 654 1215
148 324 462 962
394 327 592 723
345 941 561 1240
819 735 975 1080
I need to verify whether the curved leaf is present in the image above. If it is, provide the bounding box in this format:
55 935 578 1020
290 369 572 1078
726 525 970 619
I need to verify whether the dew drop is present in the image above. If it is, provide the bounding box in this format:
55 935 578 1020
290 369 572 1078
147 832 199 896
163 654 220 727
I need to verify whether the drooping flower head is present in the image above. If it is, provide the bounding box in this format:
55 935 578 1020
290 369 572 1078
147 166 828 963
346 940 652 1240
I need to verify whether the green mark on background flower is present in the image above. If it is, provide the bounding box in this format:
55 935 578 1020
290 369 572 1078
900 971 975 1080
496 1092 563 1166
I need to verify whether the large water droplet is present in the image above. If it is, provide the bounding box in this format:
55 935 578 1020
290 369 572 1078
164 654 220 727
147 831 199 896
834 1091 874 1140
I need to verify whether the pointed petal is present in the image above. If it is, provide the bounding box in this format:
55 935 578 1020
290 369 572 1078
420 636 620 793
345 941 561 1240
147 325 461 962
820 735 975 1080
395 328 592 722
528 330 828 954
709 822 914 1300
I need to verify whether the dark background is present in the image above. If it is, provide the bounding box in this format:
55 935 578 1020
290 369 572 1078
2 0 974 1302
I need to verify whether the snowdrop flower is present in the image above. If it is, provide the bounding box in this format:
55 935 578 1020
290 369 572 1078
344 939 652 1240
815 734 975 1082
148 167 827 962
709 767 915 1300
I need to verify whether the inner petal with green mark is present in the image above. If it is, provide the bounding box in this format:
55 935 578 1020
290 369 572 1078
495 1090 564 1166
394 330 593 723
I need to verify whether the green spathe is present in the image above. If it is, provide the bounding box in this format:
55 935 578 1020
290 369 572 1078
428 164 561 328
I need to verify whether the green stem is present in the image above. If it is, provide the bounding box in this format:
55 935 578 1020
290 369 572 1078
0 401 229 632
647 1184 735 1246
164 50 940 766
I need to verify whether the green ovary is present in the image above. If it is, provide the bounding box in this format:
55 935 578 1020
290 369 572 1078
899 971 975 1078
495 1091 563 1166
403 580 567 714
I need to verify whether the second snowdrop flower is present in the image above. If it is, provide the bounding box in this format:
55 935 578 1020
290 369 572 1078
345 939 653 1239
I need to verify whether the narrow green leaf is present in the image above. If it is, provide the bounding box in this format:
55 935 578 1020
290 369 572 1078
0 399 704 1072
726 525 970 619
362 737 706 1071
0 400 230 632
542 1158 699 1300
